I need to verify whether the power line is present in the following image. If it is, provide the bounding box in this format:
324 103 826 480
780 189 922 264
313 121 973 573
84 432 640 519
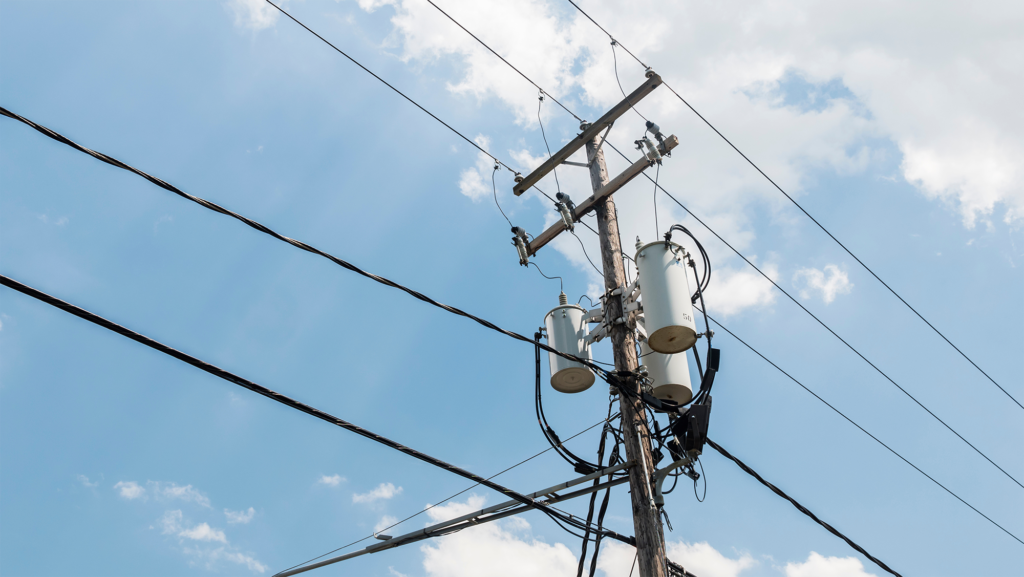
601 138 1024 491
695 305 1024 546
406 0 1023 492
424 0 583 123
564 0 1021 412
707 438 903 577
0 274 632 557
261 0 525 182
0 106 607 380
278 416 613 576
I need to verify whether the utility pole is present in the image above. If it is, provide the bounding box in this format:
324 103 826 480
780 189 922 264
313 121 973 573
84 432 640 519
587 131 667 577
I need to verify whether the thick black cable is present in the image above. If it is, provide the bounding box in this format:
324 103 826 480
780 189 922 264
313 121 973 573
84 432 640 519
423 0 582 123
602 138 1024 490
576 401 614 577
564 0 1020 413
0 274 615 539
707 438 903 577
695 304 1024 546
0 107 610 381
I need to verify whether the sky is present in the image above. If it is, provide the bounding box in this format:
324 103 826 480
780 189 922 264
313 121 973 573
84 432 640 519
1 0 1022 576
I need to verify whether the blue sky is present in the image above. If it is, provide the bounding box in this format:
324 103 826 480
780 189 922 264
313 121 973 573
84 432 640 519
1 1 1022 576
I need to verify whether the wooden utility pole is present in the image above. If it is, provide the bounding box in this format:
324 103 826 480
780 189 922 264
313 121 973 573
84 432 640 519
587 130 667 577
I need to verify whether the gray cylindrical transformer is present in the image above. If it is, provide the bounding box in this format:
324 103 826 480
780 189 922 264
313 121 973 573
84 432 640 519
635 240 697 354
640 340 693 407
544 304 595 393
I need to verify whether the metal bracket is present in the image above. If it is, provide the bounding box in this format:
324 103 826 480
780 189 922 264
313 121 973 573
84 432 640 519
653 453 700 507
561 160 590 168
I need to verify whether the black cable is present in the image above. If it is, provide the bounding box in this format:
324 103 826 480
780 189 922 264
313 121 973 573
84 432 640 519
0 274 612 538
564 0 1020 413
708 438 903 577
537 95 562 193
602 138 1024 490
277 415 610 576
491 164 513 228
694 304 1024 546
578 294 598 307
528 262 563 293
0 107 613 382
693 456 706 502
423 0 582 123
576 401 614 577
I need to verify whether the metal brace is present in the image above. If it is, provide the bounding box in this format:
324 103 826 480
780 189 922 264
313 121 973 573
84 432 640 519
653 453 700 507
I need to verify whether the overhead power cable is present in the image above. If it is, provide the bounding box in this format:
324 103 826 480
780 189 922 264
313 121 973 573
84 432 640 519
278 416 613 576
423 0 582 123
601 138 1024 491
259 0 529 181
564 0 1021 412
694 305 1024 546
707 438 903 577
406 0 1023 491
0 107 606 380
0 274 632 555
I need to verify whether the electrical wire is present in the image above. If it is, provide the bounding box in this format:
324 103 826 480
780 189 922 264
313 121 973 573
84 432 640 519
528 262 563 293
652 163 660 238
602 138 1024 490
693 456 706 502
563 0 1021 413
0 275 618 537
276 415 610 575
571 230 605 277
0 108 613 382
491 163 513 228
694 304 1024 546
537 94 563 193
708 438 903 577
611 41 647 122
576 400 615 577
423 0 582 123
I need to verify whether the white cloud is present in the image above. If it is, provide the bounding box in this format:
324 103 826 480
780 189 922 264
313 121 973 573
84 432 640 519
353 482 403 504
356 0 1022 319
419 495 578 577
179 522 228 544
598 540 756 577
784 551 877 577
459 136 497 202
77 474 99 488
389 567 409 577
150 482 211 508
37 214 69 226
794 264 853 304
375 515 399 534
225 507 256 524
318 474 346 487
703 263 780 317
114 481 145 500
228 0 281 31
160 509 185 534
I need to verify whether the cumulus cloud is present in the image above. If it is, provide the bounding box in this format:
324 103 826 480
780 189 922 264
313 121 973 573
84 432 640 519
458 136 498 202
375 515 399 534
794 264 853 304
419 495 578 577
784 551 877 577
353 482 403 504
225 507 256 524
598 540 757 577
228 0 280 31
77 474 99 488
151 482 211 508
318 474 346 487
161 510 265 572
114 481 145 500
354 0 1022 317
